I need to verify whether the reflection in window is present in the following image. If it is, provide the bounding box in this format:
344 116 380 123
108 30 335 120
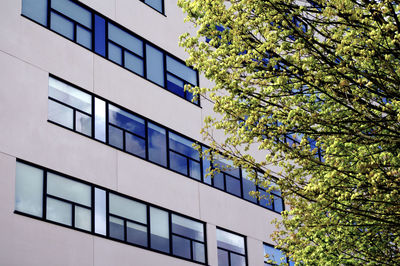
217 228 247 266
14 160 207 264
263 243 294 266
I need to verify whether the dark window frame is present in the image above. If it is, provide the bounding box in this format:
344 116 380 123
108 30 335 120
21 0 199 106
139 0 165 15
14 159 208 265
216 227 248 266
263 242 294 266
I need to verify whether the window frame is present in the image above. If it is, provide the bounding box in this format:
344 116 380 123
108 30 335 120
216 227 248 266
14 159 208 265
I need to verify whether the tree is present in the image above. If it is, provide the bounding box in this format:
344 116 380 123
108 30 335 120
178 0 400 264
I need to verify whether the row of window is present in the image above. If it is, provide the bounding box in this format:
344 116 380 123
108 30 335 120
47 75 284 213
15 160 291 265
21 0 199 105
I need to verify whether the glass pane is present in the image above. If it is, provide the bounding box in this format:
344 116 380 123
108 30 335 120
94 98 106 142
189 160 201 180
94 15 106 56
146 44 164 86
166 56 197 85
109 216 124 241
94 188 106 235
169 151 188 176
172 235 191 259
144 0 163 13
108 23 143 56
76 111 92 136
22 0 48 26
108 105 145 137
264 244 286 265
273 197 284 213
166 74 185 97
150 207 169 253
217 229 245 254
108 125 123 149
46 197 72 226
108 42 122 65
47 172 91 206
124 51 144 76
148 123 167 167
260 190 273 209
127 222 147 247
242 171 257 203
109 193 147 224
226 175 241 197
48 99 73 129
77 25 92 49
125 132 146 158
168 132 199 160
51 0 92 28
214 157 240 178
49 77 92 114
50 12 74 40
231 253 246 266
75 206 91 231
193 242 205 263
213 172 225 190
202 146 212 184
172 214 204 241
218 249 229 266
15 162 43 217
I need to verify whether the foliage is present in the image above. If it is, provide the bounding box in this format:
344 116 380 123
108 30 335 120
178 0 400 264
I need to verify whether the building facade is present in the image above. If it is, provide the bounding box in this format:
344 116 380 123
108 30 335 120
0 0 285 265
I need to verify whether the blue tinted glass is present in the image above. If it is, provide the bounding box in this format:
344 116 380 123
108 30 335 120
193 242 205 263
108 105 145 137
242 178 257 203
260 190 273 209
108 125 123 149
170 151 188 175
108 23 143 56
94 15 106 56
22 0 48 26
226 175 241 197
171 215 204 241
230 253 246 266
125 132 146 158
274 197 284 212
148 123 167 167
146 44 164 86
51 0 92 29
144 0 163 13
168 132 199 160
202 146 212 184
166 74 185 97
166 56 197 85
189 160 201 180
214 158 240 178
50 12 74 40
213 172 225 190
127 222 147 247
124 51 144 76
108 42 122 65
172 235 191 259
218 249 229 266
76 25 92 49
109 216 124 241
186 90 198 105
264 244 286 265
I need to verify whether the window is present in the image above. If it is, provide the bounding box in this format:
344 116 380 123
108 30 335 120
217 228 247 266
263 243 294 266
21 0 198 105
47 76 284 212
14 160 207 264
140 0 164 14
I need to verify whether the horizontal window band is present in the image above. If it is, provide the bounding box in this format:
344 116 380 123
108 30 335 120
14 158 208 265
46 74 284 214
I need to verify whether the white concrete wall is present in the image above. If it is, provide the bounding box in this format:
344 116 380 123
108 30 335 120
0 0 279 265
